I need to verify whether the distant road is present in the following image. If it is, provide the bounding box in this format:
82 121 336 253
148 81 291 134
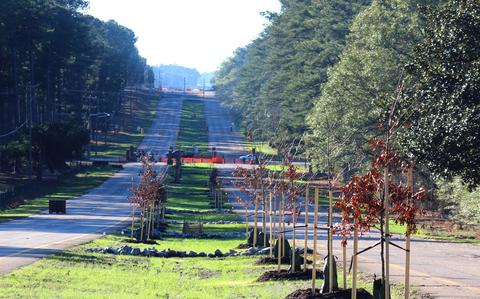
204 96 480 299
0 95 183 273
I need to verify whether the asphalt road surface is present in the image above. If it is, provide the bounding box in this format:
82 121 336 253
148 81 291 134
204 97 480 299
0 95 183 273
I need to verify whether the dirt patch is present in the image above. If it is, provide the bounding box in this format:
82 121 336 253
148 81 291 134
284 288 373 299
256 269 323 282
256 256 313 265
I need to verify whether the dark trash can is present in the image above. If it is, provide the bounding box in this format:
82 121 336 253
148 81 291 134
49 200 66 214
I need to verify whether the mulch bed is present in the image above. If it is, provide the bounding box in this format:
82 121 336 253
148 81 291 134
285 288 373 299
256 256 313 265
256 269 323 282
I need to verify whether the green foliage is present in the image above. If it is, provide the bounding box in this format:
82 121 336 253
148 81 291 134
32 122 89 174
215 0 371 154
307 0 431 175
402 0 480 188
0 0 152 172
436 177 480 225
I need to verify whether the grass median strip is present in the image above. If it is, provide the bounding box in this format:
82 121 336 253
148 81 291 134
176 99 209 154
0 166 117 222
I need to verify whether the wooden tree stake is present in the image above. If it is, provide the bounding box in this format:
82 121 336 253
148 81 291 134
384 167 390 299
245 206 249 236
282 193 286 256
405 167 413 299
312 188 319 293
352 222 358 299
253 194 259 247
263 194 267 246
278 194 283 272
292 200 297 272
269 192 273 257
328 189 334 292
304 187 309 271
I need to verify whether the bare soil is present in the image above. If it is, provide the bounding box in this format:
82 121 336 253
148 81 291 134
257 269 323 282
284 288 373 299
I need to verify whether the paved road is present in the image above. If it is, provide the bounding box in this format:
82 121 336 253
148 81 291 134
0 95 183 273
204 97 480 299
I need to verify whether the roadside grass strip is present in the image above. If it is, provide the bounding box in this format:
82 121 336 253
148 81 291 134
0 166 117 222
94 96 158 158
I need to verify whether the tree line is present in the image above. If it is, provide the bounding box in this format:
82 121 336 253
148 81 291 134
0 0 155 177
215 0 480 222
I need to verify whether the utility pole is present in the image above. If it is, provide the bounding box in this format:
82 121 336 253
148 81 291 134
28 52 36 180
183 77 186 95
203 78 205 98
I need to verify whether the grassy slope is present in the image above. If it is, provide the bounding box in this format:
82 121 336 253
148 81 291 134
0 166 117 222
94 95 159 158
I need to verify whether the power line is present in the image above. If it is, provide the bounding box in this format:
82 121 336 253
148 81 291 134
0 121 27 139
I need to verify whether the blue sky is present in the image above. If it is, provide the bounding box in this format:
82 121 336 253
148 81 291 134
87 0 281 73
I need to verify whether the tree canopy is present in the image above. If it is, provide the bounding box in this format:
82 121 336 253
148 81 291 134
402 0 480 188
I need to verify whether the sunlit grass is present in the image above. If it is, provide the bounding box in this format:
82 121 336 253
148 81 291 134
94 97 159 158
177 100 210 154
0 166 117 222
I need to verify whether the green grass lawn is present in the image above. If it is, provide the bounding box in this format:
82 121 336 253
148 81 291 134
165 164 241 231
0 232 405 299
0 166 117 222
176 99 210 154
94 95 159 158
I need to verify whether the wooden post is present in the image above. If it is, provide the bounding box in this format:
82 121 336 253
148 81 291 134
328 189 334 292
343 241 347 289
312 188 319 293
130 205 137 239
263 194 267 246
384 167 390 299
280 194 284 256
352 222 358 299
278 194 283 272
282 193 286 256
269 192 273 257
245 206 249 237
343 210 348 290
304 187 309 271
253 195 259 247
292 200 297 272
273 198 277 242
405 167 413 299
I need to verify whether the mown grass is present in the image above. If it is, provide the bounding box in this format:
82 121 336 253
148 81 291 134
176 99 210 154
165 164 241 233
94 95 159 158
0 231 404 299
0 166 117 222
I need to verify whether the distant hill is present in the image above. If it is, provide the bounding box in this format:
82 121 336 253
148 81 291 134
152 65 213 90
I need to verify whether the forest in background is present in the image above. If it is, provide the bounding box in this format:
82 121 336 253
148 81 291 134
215 0 480 224
0 0 155 178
